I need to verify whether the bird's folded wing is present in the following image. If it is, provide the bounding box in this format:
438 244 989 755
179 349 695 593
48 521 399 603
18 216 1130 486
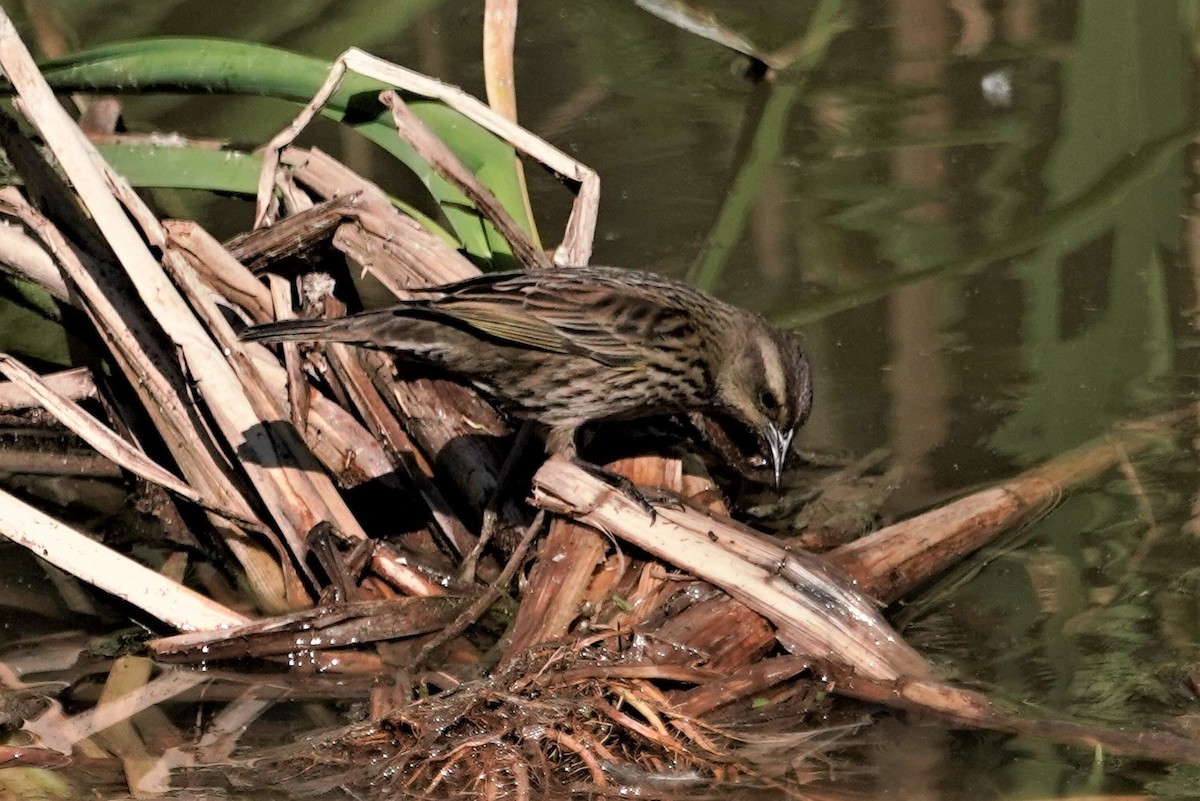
434 301 575 353
437 298 646 368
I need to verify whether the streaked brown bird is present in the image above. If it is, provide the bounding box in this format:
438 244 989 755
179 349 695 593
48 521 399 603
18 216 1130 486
241 266 813 486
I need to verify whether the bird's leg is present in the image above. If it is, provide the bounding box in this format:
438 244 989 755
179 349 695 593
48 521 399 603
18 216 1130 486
569 458 686 521
558 424 685 520
460 420 536 583
543 425 578 458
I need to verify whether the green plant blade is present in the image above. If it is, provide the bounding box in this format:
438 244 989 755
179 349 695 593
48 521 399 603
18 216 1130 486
93 142 452 242
27 38 534 266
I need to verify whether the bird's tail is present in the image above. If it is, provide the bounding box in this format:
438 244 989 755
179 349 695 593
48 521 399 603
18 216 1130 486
240 312 387 345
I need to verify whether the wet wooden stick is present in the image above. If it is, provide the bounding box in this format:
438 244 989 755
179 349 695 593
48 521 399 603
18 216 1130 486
828 409 1188 602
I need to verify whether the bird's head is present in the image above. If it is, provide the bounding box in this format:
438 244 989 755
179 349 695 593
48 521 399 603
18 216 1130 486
715 323 813 488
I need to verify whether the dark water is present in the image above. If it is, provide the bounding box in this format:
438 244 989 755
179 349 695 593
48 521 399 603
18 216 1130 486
4 1 1200 798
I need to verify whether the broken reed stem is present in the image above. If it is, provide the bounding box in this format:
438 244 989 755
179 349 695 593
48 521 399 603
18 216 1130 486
0 485 248 632
482 0 539 246
0 20 348 609
828 409 1188 602
531 455 931 681
378 89 549 270
0 365 94 411
0 353 262 529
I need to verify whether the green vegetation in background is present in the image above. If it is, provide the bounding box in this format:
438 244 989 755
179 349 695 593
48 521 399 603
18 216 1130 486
0 281 74 368
0 35 538 364
28 38 536 267
25 0 444 59
94 144 262 195
91 143 452 242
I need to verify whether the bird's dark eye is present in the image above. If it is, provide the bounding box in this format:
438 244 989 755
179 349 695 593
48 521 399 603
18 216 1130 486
759 389 779 411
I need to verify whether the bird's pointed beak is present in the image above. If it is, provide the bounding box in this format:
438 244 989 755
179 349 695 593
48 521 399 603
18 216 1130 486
764 423 795 490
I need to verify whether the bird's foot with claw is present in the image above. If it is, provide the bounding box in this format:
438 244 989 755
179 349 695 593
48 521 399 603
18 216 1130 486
570 458 686 521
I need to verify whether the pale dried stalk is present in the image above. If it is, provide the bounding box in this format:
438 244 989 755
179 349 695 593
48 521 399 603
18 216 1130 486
0 185 291 611
155 224 373 558
48 663 209 754
266 272 310 432
483 0 520 122
288 148 479 287
0 13 378 576
322 339 478 556
93 656 167 796
531 455 931 681
285 149 522 528
0 16 340 605
0 218 70 300
379 89 548 270
241 345 397 487
0 193 257 523
192 694 273 761
482 0 537 238
0 485 248 631
164 220 273 322
256 47 598 264
0 353 259 528
0 365 94 411
162 221 400 491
